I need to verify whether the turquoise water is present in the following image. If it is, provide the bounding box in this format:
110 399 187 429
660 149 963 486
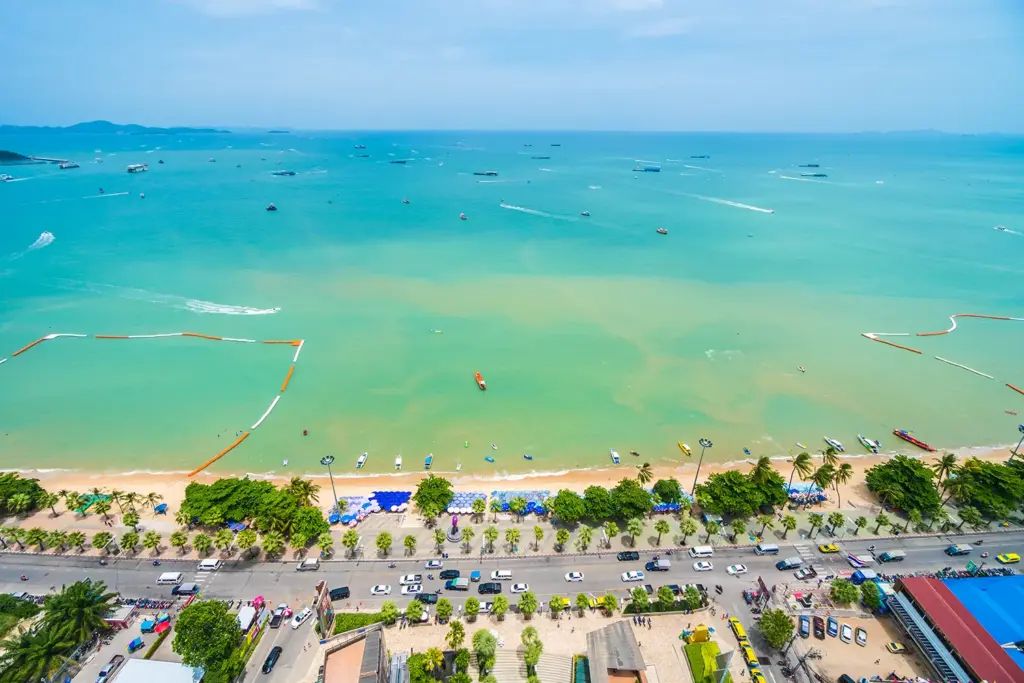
1 131 1022 477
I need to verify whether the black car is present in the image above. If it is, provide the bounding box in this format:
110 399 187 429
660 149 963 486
617 551 640 562
665 584 682 596
478 582 502 595
415 593 438 604
439 570 460 580
329 587 351 601
642 584 654 595
262 646 283 674
813 616 825 639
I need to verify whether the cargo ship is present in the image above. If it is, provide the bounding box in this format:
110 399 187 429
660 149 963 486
892 429 935 452
474 371 486 390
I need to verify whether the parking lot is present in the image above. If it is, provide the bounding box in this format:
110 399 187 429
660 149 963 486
72 609 180 683
797 615 933 682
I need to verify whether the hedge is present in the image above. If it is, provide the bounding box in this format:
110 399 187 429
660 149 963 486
143 630 171 660
332 612 384 635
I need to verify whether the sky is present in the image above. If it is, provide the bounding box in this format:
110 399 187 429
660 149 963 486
1 0 1022 132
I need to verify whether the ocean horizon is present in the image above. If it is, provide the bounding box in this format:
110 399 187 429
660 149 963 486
1 130 1022 478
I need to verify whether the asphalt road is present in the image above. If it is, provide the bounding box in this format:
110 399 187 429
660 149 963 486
5 530 1021 683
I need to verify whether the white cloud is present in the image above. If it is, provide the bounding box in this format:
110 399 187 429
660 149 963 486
626 16 691 37
173 0 319 18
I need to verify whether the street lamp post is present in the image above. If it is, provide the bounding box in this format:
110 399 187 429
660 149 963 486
691 438 713 496
320 455 341 516
1012 424 1024 461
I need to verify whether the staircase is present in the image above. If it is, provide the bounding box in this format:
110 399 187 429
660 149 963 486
470 651 573 683
887 594 961 682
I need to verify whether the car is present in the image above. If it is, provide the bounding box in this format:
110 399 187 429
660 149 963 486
840 624 853 643
478 601 495 614
726 564 748 575
751 669 767 683
400 574 422 586
827 617 838 638
262 646 283 674
414 593 438 604
855 627 867 647
425 560 444 569
511 583 530 593
818 543 840 553
997 553 1021 565
329 587 351 601
813 616 825 639
370 585 392 596
269 605 286 629
96 655 125 683
886 642 907 654
693 561 713 572
617 551 640 562
642 584 654 595
794 567 817 580
621 571 645 582
291 607 313 629
665 584 682 596
439 570 460 580
479 582 502 595
799 615 810 639
565 572 584 582
401 584 423 595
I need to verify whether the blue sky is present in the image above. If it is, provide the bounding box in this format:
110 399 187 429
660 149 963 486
1 0 1022 131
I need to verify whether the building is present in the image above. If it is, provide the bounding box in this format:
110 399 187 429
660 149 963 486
891 577 1024 683
321 623 390 683
103 604 136 629
585 620 648 683
114 659 205 683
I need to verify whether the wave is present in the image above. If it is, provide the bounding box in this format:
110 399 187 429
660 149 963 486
683 193 775 214
52 280 281 315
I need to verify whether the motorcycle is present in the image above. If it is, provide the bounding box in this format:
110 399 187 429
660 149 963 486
20 575 27 582
388 562 397 569
152 560 161 566
427 573 434 581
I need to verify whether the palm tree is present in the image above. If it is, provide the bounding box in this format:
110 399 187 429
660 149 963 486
906 509 923 532
175 508 191 528
0 625 76 682
214 528 234 554
93 499 113 520
64 492 83 516
461 526 475 553
828 512 845 534
781 515 797 539
654 520 670 545
290 532 310 556
317 532 334 557
555 528 570 551
142 531 162 555
424 647 444 673
170 531 189 554
376 531 393 557
483 526 499 552
123 510 140 532
237 529 258 557
750 456 774 485
730 518 747 543
853 516 868 534
509 496 528 522
533 525 545 551
37 492 60 517
928 508 950 531
807 513 824 537
43 579 118 644
110 490 126 513
811 465 835 494
47 530 68 552
472 498 486 521
636 462 654 486
931 453 958 487
958 505 984 530
704 520 720 542
7 493 33 516
193 532 213 556
92 532 114 553
873 513 890 534
506 527 522 551
821 445 839 468
120 531 140 553
24 527 47 550
144 492 164 510
489 499 502 522
832 462 854 509
403 534 417 556
788 452 814 489
941 469 971 505
67 531 86 552
756 514 775 537
626 518 644 546
88 487 107 500
446 620 466 650
603 521 619 548
574 526 591 552
433 528 446 552
121 491 142 511
286 477 321 507
262 530 286 557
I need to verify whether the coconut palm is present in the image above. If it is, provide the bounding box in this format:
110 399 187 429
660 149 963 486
654 520 670 545
509 496 528 522
506 527 521 551
483 526 499 552
214 528 234 554
811 465 835 493
290 532 310 556
788 452 814 489
853 516 868 534
143 492 164 510
175 508 191 529
756 514 775 537
92 531 113 553
376 531 393 557
624 517 643 546
121 491 142 511
807 513 824 537
931 453 958 487
67 531 86 552
749 456 774 485
424 647 444 673
0 527 16 549
533 525 545 551
142 530 162 554
679 517 698 544
446 620 466 650
941 469 971 505
832 462 854 509
64 492 83 516
109 490 126 513
928 508 950 531
47 530 68 552
958 505 984 530
873 512 890 534
37 492 61 517
0 624 76 683
285 477 321 507
489 499 502 522
906 509 923 532
193 532 213 556
170 531 189 554
237 529 258 558
43 578 118 643
828 512 845 534
704 520 720 543
730 519 747 543
7 493 33 516
93 499 113 520
123 510 140 531
317 532 334 556
88 487 107 500
433 528 446 552
461 526 475 553
636 462 654 486
821 445 839 468
24 527 47 550
472 497 486 521
261 530 286 557
120 531 140 553
781 515 797 539
574 526 591 552
555 528 570 551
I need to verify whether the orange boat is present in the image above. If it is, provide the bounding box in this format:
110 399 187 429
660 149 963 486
474 371 487 390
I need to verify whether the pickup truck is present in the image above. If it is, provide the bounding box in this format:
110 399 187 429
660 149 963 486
96 655 125 683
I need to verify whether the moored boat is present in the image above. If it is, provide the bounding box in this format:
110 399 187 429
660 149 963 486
857 435 881 454
59 161 80 169
395 455 403 470
523 454 533 460
677 442 692 456
425 454 433 470
474 371 486 390
656 228 668 235
459 213 467 220
610 449 620 464
485 456 495 463
823 437 845 452
126 163 148 173
892 429 936 452
356 453 368 468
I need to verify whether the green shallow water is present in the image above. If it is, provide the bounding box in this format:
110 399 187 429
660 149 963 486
1 131 1022 477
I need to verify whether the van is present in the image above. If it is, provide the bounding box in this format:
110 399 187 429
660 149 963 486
754 544 780 556
172 583 199 596
645 559 671 571
689 546 714 558
446 578 470 591
157 572 184 585
879 550 906 563
296 558 320 571
490 570 513 581
729 618 747 641
198 559 223 571
945 544 973 556
775 557 803 570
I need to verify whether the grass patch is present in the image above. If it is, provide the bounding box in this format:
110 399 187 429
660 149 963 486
332 612 384 635
143 630 171 660
684 641 733 683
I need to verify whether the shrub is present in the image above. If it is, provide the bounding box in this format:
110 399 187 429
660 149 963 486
332 612 384 635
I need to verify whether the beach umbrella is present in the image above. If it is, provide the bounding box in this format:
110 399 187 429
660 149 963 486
154 621 170 634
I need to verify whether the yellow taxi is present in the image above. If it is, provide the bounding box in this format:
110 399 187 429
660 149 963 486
751 668 767 683
742 646 758 668
886 642 907 654
818 544 840 554
729 617 747 641
996 553 1020 565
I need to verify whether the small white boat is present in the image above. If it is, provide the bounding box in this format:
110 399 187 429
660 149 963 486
0 174 13 182
282 459 288 466
356 453 368 468
490 444 498 450
59 161 80 169
456 462 462 472
796 442 807 449
610 449 620 464
857 435 880 454
824 437 845 452
395 455 403 470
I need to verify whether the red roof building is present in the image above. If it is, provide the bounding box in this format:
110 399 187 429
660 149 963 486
895 577 1024 683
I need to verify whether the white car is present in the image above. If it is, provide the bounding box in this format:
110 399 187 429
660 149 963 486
370 585 392 596
478 601 494 614
565 572 585 582
401 584 422 595
400 574 422 586
424 560 443 569
621 571 645 582
726 564 748 575
290 607 313 629
511 583 530 594
840 624 853 643
693 561 713 572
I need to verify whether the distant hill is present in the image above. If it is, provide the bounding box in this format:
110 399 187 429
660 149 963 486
268 130 291 134
0 120 230 135
0 150 35 165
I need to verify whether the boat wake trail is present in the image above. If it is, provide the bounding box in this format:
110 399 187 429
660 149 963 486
994 226 1022 235
82 191 129 199
779 175 832 184
499 203 576 222
683 193 775 214
53 280 281 315
683 164 722 173
3 231 55 261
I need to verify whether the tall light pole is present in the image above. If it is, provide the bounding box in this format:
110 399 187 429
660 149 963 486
1012 424 1024 461
691 438 713 496
320 455 341 516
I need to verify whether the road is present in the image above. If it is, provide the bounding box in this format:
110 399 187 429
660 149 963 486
5 531 1021 683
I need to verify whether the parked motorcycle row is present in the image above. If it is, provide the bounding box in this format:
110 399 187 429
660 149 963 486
115 597 173 609
877 566 1016 582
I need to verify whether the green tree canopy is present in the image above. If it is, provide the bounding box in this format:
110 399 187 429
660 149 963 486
651 478 683 504
550 489 587 524
864 455 942 516
292 506 330 540
181 477 277 524
948 458 1024 519
412 475 455 518
630 587 649 612
861 581 883 611
583 486 616 521
43 580 118 645
611 478 654 520
695 471 760 518
830 579 859 605
758 607 794 649
172 600 241 670
0 473 45 516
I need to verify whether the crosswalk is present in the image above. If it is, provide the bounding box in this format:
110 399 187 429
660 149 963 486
793 544 828 576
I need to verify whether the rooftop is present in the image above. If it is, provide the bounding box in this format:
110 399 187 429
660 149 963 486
324 628 384 683
115 659 204 683
586 621 646 683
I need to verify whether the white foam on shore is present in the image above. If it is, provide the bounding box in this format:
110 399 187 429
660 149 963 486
53 279 281 315
683 193 775 214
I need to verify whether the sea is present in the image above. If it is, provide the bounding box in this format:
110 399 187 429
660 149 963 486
1 130 1022 479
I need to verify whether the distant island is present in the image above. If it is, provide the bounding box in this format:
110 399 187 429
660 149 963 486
0 120 230 135
0 150 40 165
268 130 290 134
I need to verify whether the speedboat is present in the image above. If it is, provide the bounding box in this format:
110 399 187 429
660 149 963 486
892 429 935 452
356 453 368 468
459 213 468 220
823 437 845 452
523 454 533 460
59 161 80 169
799 164 820 168
266 203 278 212
402 199 410 204
0 174 13 182
691 155 710 159
394 455 402 470
796 442 806 449
158 160 164 164
580 211 590 216
424 455 433 470
629 451 640 457
678 442 692 456
857 435 880 454
490 444 498 450
485 456 495 463
354 145 366 149
272 170 296 176
995 226 1007 231
208 158 216 163
473 171 499 176
456 462 462 471
656 228 668 235
475 371 486 390
801 173 828 178
610 449 621 464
